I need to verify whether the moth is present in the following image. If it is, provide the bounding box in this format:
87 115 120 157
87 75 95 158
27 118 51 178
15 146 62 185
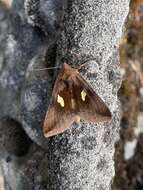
43 63 111 137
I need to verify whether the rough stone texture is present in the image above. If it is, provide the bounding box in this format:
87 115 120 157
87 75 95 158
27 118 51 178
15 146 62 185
43 1 130 190
0 0 130 190
0 117 32 157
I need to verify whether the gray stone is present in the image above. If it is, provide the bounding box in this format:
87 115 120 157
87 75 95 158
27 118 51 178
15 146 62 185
44 0 130 189
0 0 130 189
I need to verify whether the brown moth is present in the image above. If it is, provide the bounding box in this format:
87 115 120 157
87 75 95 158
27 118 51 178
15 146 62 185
43 63 111 137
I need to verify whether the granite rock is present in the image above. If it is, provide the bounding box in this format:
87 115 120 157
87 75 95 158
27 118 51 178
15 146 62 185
42 0 130 189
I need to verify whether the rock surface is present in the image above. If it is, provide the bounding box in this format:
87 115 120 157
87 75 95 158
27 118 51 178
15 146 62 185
43 1 130 190
0 0 129 189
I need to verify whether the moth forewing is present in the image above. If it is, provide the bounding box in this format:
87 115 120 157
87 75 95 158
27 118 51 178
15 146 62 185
75 73 112 120
43 102 77 137
43 63 112 138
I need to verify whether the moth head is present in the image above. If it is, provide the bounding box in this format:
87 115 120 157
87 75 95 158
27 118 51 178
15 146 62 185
61 63 79 80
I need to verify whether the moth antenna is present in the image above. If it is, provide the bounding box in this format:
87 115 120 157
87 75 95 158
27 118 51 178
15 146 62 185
78 52 113 70
78 58 96 70
32 66 61 71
